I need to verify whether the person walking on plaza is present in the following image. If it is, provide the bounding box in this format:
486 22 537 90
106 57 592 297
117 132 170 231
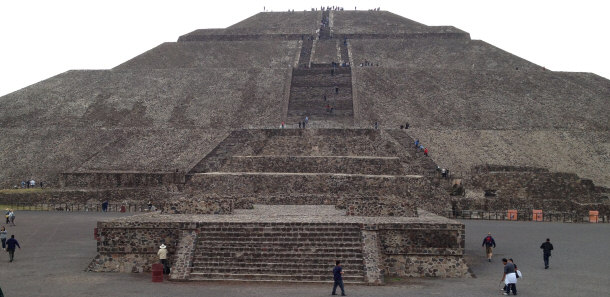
6 235 20 262
332 260 346 296
482 232 496 262
501 258 517 295
158 244 169 275
540 238 554 269
0 227 7 250
8 210 15 226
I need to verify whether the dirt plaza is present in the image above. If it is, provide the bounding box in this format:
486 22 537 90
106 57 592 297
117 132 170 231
0 211 607 297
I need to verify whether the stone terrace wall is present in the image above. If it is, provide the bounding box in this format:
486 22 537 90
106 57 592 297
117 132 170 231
115 41 301 70
345 197 417 217
349 39 541 71
374 221 468 277
187 173 430 197
88 220 182 273
467 166 602 202
0 188 166 206
60 172 185 188
220 156 404 175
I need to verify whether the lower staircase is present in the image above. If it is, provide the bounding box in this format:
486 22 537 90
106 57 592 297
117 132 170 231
189 222 366 283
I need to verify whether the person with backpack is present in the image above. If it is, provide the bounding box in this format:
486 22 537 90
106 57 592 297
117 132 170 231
482 232 496 262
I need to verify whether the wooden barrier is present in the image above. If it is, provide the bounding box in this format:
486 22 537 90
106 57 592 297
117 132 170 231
589 210 599 223
507 210 518 221
533 209 543 222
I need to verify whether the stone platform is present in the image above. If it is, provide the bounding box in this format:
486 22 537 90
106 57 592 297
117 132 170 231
89 205 468 284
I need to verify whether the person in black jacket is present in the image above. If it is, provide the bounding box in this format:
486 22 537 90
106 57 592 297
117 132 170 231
540 238 554 269
6 235 21 262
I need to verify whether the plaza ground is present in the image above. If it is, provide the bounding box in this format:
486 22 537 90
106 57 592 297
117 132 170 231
0 211 608 296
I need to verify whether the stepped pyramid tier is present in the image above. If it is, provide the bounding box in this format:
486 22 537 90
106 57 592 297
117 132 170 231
1 10 609 284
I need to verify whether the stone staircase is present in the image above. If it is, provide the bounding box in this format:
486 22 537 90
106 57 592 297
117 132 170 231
319 11 331 39
287 66 353 124
189 222 366 283
286 10 353 127
298 37 314 68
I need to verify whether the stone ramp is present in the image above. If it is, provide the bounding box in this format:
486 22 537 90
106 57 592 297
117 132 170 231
189 221 365 283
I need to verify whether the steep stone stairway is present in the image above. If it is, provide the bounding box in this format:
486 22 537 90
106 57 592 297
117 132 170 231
287 10 353 127
189 222 366 283
288 67 353 121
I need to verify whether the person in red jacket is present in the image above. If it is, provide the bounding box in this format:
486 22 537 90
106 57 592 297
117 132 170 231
424 147 428 156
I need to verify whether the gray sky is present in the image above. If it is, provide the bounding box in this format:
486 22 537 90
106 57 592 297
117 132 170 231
1 0 609 96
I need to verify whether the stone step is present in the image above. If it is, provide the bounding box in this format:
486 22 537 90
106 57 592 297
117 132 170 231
193 258 364 266
198 225 361 232
289 86 352 96
287 109 354 117
198 231 361 236
197 243 362 250
191 266 363 275
188 272 365 283
293 68 351 75
195 246 363 254
198 236 362 242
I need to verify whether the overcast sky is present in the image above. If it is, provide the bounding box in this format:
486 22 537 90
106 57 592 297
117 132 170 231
1 0 609 96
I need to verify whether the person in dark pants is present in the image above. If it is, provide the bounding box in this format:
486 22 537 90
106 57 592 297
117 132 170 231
501 258 517 295
6 235 21 262
0 227 7 249
158 244 169 274
332 260 346 296
101 200 109 212
540 238 554 269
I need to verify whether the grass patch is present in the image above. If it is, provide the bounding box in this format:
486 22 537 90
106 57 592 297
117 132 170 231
0 188 48 194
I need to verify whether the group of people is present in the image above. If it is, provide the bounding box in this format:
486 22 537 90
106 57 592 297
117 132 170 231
483 233 555 295
4 210 15 226
17 179 43 189
414 139 429 156
1 226 20 263
297 116 309 129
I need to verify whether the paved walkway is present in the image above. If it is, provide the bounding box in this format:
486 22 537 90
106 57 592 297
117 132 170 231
0 212 608 296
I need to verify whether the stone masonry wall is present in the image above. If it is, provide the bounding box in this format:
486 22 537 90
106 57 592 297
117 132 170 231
221 156 403 175
467 166 602 202
0 188 169 207
344 197 417 217
374 222 469 278
89 221 183 273
61 172 185 188
90 218 468 280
